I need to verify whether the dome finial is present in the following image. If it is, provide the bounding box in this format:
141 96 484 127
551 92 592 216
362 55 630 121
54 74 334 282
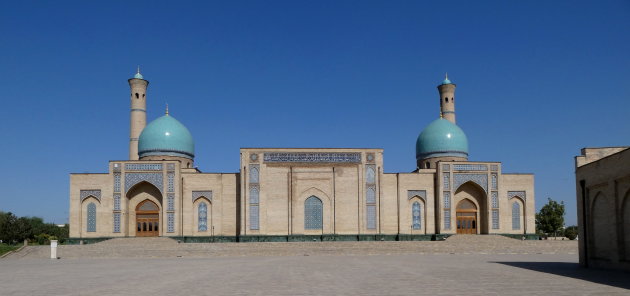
133 65 144 79
442 73 452 85
165 103 169 116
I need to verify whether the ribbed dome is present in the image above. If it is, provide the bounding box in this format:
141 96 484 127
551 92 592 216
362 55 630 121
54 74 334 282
138 114 194 159
416 118 468 161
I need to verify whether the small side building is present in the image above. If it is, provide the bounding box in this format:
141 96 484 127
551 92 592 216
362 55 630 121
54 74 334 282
575 147 630 271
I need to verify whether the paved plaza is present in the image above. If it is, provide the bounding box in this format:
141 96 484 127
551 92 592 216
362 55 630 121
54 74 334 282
2 253 629 296
2 236 628 295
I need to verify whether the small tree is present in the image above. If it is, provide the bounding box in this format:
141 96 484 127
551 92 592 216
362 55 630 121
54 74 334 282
536 198 565 238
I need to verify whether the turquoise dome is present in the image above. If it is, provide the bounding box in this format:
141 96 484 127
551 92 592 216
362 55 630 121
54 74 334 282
416 118 468 160
134 72 144 79
442 77 451 84
138 114 194 159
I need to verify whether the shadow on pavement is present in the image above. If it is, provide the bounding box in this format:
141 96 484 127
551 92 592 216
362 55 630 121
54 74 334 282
494 261 630 290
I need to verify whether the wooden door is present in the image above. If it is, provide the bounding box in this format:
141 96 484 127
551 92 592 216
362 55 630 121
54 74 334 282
456 215 477 234
456 199 477 234
136 215 159 237
136 200 160 237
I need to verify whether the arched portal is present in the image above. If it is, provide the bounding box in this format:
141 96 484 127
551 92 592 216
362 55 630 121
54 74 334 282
454 181 487 234
127 181 163 236
456 199 478 234
136 200 160 237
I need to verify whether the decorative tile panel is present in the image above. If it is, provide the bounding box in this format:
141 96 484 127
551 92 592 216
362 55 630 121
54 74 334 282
249 164 259 184
192 191 212 203
453 173 488 192
366 186 376 204
442 164 450 171
304 196 323 230
167 163 175 171
491 174 498 190
114 173 121 192
125 173 163 194
167 193 174 211
167 172 175 192
444 210 451 230
113 213 121 233
366 153 375 163
407 190 426 202
490 164 498 171
492 210 499 229
125 163 163 171
250 153 259 162
113 163 121 172
87 203 96 232
249 186 259 204
443 173 450 189
167 213 174 232
453 164 488 171
443 191 451 208
508 191 526 201
491 192 498 208
412 202 421 230
366 165 376 184
80 190 101 202
366 205 376 229
264 152 361 163
114 194 121 211
198 202 208 231
250 205 259 230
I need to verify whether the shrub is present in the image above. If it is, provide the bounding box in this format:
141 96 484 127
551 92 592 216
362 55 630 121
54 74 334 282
564 225 578 240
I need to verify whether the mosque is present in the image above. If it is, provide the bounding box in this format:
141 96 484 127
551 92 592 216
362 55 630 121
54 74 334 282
68 70 535 241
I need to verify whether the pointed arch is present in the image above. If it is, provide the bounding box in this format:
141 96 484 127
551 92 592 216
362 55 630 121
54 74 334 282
591 191 613 259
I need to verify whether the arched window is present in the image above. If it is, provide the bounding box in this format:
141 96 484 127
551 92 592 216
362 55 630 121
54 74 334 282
87 202 96 232
304 196 323 230
412 202 421 230
250 166 259 183
198 202 208 232
366 166 375 184
512 202 521 230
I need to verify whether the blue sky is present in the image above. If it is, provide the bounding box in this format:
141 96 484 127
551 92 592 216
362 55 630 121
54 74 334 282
1 1 629 226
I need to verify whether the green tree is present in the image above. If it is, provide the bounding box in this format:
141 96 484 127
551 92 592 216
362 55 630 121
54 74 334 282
0 212 32 244
536 198 565 238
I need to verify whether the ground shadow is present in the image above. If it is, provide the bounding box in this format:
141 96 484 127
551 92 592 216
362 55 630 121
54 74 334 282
494 261 630 290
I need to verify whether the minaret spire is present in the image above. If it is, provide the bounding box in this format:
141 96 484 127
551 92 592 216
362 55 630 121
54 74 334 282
128 67 149 160
165 103 169 115
437 74 456 123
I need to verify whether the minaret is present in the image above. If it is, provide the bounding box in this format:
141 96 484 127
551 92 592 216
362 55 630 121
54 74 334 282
128 66 149 160
437 73 456 124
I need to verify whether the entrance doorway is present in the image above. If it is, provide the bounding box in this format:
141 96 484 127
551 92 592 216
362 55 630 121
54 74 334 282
136 200 160 237
456 199 477 234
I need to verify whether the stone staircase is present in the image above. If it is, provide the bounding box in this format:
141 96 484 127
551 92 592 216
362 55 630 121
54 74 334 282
3 235 576 259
